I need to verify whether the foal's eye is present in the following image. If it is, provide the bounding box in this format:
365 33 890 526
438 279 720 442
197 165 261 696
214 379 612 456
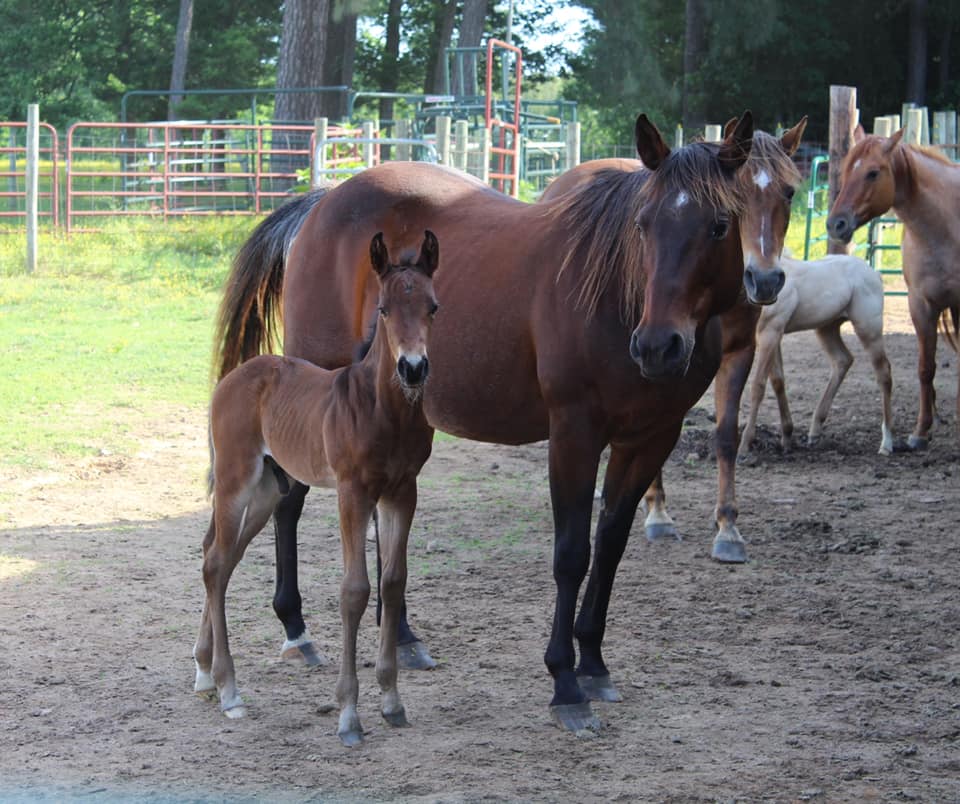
709 219 730 240
378 306 388 318
428 302 439 317
865 169 879 182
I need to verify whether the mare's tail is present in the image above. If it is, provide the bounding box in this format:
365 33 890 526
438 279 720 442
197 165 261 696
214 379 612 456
212 189 329 381
940 306 959 354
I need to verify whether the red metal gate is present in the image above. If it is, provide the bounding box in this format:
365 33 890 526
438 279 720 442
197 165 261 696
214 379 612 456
0 122 60 228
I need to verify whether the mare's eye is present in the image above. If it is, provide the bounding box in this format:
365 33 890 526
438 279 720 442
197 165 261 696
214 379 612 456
378 306 388 318
429 302 439 317
709 219 730 240
865 169 879 181
784 186 796 201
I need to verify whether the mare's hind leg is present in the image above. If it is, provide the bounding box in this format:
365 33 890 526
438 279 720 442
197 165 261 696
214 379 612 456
769 342 795 450
641 472 679 541
334 481 375 746
375 480 418 730
273 482 325 666
808 321 853 447
907 295 939 449
852 315 895 455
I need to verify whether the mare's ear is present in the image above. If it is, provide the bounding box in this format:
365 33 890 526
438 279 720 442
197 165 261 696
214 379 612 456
419 230 439 277
370 231 390 277
722 117 739 139
780 116 808 156
883 128 904 153
718 109 753 174
635 114 670 171
853 123 867 144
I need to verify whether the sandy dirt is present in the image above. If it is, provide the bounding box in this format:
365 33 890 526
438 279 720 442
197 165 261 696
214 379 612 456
1 297 958 803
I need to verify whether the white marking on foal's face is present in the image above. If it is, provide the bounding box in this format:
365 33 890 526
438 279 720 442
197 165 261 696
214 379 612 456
674 191 689 209
753 169 772 190
853 159 862 171
759 214 767 258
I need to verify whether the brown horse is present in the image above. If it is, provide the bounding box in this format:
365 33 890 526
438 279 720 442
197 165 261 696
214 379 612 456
541 120 806 563
195 231 439 746
827 129 960 447
213 112 755 732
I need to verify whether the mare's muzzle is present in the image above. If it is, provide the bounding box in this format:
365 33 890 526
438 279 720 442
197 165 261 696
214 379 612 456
826 211 856 243
629 327 692 379
397 354 429 386
744 264 786 305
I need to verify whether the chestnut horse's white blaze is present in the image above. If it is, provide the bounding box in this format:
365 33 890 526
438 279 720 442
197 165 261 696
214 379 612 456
193 231 439 746
739 253 894 456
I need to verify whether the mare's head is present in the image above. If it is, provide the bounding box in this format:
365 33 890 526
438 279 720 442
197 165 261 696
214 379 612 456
629 112 754 378
369 230 440 392
826 128 904 243
732 117 806 304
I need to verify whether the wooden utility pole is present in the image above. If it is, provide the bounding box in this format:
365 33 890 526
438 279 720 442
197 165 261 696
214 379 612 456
828 85 857 255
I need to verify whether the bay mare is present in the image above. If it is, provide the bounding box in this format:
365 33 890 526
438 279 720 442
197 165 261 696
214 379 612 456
213 113 755 732
198 233 439 746
827 129 960 447
538 121 807 564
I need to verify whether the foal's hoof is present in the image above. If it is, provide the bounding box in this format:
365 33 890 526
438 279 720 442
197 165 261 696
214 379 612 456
398 640 437 670
577 674 623 703
645 522 680 542
338 728 364 747
382 707 411 728
907 434 929 451
223 703 247 719
711 539 748 564
280 635 325 667
550 702 601 735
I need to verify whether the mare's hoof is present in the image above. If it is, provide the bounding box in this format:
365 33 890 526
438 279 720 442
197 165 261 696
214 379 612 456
645 522 680 542
338 728 364 747
577 674 623 703
398 640 437 670
382 708 410 728
712 539 748 564
907 435 929 451
550 701 601 734
280 638 325 667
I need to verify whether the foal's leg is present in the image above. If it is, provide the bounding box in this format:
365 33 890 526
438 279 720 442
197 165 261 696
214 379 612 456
193 516 217 695
908 295 939 449
375 479 418 729
851 318 895 455
334 481 375 746
769 342 795 450
808 321 853 447
641 471 679 541
739 330 778 454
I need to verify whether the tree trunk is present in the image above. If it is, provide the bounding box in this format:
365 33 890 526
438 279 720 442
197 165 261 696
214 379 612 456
455 0 488 98
682 0 706 130
167 0 194 120
938 13 953 95
906 0 928 104
379 0 404 155
321 1 358 120
424 1 458 95
274 0 331 123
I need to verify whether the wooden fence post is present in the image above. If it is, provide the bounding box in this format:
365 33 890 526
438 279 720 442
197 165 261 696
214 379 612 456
564 121 581 171
436 116 451 166
704 124 722 142
26 103 39 274
395 120 411 161
674 124 684 149
873 116 893 137
362 121 376 167
313 117 328 187
904 108 924 145
828 85 857 255
479 127 491 184
453 120 469 171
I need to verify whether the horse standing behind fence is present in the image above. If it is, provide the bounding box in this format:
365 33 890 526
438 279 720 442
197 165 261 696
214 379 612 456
212 112 755 733
738 253 894 455
540 121 806 563
195 231 439 746
827 129 960 446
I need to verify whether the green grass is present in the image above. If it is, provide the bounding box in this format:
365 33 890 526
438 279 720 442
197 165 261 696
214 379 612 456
0 218 255 470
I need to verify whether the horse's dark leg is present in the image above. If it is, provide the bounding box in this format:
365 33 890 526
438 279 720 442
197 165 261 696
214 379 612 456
543 416 604 732
272 481 324 666
574 445 654 703
711 308 757 563
374 507 437 670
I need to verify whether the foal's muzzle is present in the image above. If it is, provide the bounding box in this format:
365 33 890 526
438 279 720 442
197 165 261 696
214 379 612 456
744 265 786 306
629 328 692 379
397 354 429 386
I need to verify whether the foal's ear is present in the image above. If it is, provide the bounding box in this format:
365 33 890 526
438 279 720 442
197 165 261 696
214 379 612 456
634 114 670 171
883 127 904 154
853 123 867 144
722 117 739 140
780 116 808 156
718 109 753 174
370 231 390 277
418 230 439 277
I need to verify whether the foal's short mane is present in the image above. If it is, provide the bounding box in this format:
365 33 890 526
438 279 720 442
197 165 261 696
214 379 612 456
746 130 801 189
549 141 747 323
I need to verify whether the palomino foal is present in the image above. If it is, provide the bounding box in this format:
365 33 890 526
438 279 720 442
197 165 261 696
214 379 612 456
194 231 439 746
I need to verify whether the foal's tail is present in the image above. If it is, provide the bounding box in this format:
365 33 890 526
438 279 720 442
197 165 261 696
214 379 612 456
940 306 960 354
212 189 329 381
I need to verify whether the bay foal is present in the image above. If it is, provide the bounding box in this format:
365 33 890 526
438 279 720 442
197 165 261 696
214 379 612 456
194 231 439 746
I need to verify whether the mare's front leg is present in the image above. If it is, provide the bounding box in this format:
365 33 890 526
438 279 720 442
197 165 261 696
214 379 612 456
641 471 679 541
375 479 418 730
711 310 757 563
273 482 325 666
334 481 375 746
575 444 657 704
908 295 939 449
544 411 604 733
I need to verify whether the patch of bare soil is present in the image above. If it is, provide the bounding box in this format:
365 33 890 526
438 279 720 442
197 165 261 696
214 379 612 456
1 298 958 803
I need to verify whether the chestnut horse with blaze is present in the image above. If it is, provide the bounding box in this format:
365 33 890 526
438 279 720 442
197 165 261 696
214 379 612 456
213 113 754 732
196 232 439 746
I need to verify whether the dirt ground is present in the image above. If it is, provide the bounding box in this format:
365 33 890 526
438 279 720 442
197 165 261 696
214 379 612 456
1 297 958 803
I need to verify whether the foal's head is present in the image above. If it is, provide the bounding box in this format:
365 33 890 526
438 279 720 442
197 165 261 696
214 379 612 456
826 128 904 243
369 230 440 393
733 118 805 305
